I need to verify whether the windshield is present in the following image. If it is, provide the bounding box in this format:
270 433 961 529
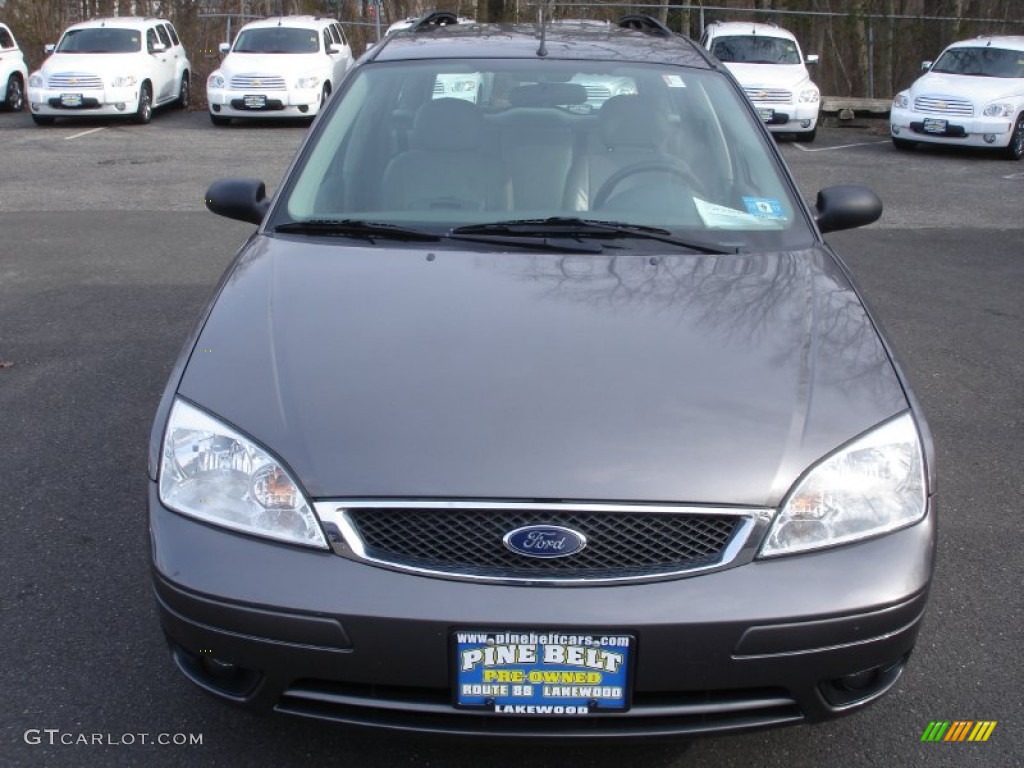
277 58 812 251
56 28 141 53
233 27 320 54
712 36 802 65
931 46 1024 77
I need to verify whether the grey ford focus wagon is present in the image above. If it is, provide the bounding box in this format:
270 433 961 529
149 13 935 737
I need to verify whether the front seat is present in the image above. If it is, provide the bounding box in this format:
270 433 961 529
382 98 509 212
566 94 690 211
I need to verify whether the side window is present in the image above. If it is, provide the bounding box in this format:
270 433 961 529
165 24 180 47
0 28 14 50
323 30 332 52
146 28 159 53
156 25 172 49
331 24 345 46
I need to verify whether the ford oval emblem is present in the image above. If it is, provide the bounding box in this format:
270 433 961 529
503 525 587 559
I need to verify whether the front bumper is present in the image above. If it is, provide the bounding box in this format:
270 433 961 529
150 484 935 738
890 106 1015 147
28 86 139 117
207 87 322 119
751 101 819 134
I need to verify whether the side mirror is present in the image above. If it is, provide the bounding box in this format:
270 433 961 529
205 178 270 225
328 43 345 55
805 54 819 65
814 185 882 234
218 42 230 55
151 42 167 54
44 43 55 54
921 60 932 71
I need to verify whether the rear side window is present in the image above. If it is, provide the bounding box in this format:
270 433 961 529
165 24 180 47
332 24 347 46
156 25 172 48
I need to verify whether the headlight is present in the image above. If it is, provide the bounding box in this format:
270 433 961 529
295 75 320 89
799 88 820 104
111 75 137 87
893 93 909 109
983 102 1013 118
207 73 225 89
760 413 926 557
158 398 328 549
29 73 44 88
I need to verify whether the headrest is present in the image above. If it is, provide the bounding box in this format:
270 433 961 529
598 94 667 149
508 83 588 107
413 98 484 151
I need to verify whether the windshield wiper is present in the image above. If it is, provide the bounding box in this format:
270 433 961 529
447 233 603 253
452 217 738 254
274 219 442 242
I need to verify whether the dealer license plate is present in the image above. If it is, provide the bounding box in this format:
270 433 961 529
454 630 633 714
757 108 775 122
60 93 83 108
243 94 267 109
923 118 947 134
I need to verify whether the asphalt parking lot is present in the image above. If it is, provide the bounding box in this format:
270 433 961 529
1 107 1021 768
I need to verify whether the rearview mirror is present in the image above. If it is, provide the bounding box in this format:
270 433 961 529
205 178 270 225
814 185 882 234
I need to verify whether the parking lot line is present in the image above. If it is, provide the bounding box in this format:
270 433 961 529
65 127 107 141
792 139 891 152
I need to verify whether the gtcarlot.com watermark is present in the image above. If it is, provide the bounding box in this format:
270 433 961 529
24 729 202 747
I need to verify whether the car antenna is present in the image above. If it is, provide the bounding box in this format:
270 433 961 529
536 2 548 57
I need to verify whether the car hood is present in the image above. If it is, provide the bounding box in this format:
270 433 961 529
40 52 140 76
909 71 1024 101
220 53 323 77
722 63 813 91
177 237 907 507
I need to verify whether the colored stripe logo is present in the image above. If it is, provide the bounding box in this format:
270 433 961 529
921 721 997 742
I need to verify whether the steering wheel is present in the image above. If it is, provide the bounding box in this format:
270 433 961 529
592 161 703 210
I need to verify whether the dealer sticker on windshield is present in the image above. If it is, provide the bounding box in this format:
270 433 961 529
454 630 633 714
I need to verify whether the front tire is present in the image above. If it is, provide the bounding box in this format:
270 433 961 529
1004 114 1024 160
31 114 55 126
794 127 816 143
892 137 916 151
210 113 230 126
4 74 24 112
134 83 152 124
176 73 190 110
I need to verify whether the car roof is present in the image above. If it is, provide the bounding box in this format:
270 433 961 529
372 21 714 68
65 17 173 31
240 15 340 31
945 35 1024 52
706 21 798 41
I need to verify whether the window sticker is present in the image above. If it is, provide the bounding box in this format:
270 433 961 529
695 198 784 229
662 74 687 88
742 197 789 221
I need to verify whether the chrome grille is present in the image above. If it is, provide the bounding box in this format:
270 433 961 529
743 87 792 104
913 95 973 116
230 74 287 90
48 73 103 90
318 502 758 582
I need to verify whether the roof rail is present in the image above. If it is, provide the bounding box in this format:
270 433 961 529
408 11 460 32
618 14 673 38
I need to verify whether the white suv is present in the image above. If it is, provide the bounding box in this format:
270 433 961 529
207 16 353 125
27 17 190 126
890 35 1024 160
701 21 820 141
0 23 28 112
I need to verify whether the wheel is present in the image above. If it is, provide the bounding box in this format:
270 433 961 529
31 114 55 126
176 73 190 110
134 83 152 124
209 113 230 127
4 74 24 112
794 127 816 143
592 161 703 210
892 137 916 151
1004 114 1024 160
322 82 331 104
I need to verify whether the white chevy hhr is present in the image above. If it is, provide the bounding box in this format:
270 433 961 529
207 16 353 125
890 35 1024 160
